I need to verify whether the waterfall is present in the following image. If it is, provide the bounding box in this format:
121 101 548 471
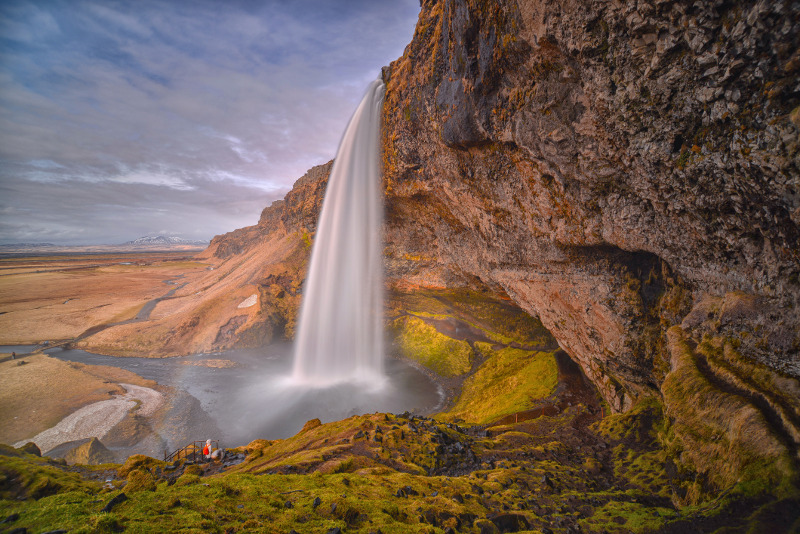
292 79 386 387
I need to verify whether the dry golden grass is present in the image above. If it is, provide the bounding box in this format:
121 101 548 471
0 253 208 344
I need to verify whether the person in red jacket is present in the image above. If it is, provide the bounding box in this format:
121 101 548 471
202 439 211 459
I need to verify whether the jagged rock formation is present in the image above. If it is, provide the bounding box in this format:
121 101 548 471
380 0 800 497
382 0 799 408
207 161 331 261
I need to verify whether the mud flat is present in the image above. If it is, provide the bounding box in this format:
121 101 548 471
14 383 163 454
0 352 158 445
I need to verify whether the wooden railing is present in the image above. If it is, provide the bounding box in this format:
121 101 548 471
164 440 219 463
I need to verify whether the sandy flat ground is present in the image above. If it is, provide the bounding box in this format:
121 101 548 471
14 383 163 454
0 252 208 344
0 251 234 457
0 352 159 446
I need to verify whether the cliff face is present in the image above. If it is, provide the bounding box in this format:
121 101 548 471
382 0 799 410
380 0 800 497
208 161 332 260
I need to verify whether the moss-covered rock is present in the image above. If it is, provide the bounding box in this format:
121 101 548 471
117 455 166 479
662 327 799 502
61 437 115 466
0 444 98 501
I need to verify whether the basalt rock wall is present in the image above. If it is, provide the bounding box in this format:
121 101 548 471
382 0 800 413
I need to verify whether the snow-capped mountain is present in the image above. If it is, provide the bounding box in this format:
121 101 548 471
123 235 208 246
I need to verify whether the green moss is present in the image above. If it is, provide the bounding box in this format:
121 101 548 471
174 473 200 487
661 328 797 502
300 230 312 248
0 447 98 501
117 454 166 478
1 403 794 534
580 500 677 532
389 288 556 348
391 315 473 377
676 149 691 168
592 396 666 443
441 345 558 424
125 468 157 492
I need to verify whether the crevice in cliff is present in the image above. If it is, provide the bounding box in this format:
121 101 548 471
564 245 668 313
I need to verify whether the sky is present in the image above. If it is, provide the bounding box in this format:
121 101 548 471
0 0 420 245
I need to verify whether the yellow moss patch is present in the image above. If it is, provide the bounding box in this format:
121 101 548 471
391 316 472 377
441 344 558 424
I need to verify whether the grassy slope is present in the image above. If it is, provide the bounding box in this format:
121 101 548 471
441 344 558 425
3 405 798 534
2 290 798 533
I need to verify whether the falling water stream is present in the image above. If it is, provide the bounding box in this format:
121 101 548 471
292 79 386 387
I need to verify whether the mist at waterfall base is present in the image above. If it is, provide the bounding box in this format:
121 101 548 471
233 78 432 444
46 345 442 449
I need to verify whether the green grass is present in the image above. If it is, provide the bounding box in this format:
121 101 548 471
2 404 796 534
0 462 519 533
0 445 99 502
661 327 795 501
580 500 677 532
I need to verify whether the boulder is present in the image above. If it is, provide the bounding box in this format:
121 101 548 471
17 442 40 457
45 437 115 465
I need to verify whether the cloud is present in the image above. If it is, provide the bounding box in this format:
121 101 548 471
0 0 420 244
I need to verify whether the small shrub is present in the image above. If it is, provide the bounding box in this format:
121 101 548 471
182 464 204 477
117 455 164 478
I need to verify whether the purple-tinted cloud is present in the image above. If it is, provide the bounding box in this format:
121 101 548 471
0 0 419 244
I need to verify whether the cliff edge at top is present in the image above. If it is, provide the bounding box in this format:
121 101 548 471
382 0 799 411
381 0 800 501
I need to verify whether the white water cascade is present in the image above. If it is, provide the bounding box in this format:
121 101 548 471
292 79 386 387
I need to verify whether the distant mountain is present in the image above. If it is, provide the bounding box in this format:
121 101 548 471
123 235 208 246
0 242 56 248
